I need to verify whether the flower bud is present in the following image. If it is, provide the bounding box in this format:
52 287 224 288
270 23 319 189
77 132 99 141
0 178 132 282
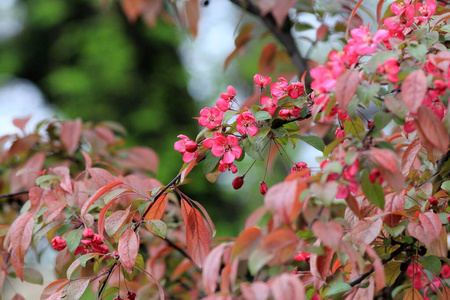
51 236 67 251
404 120 415 133
367 120 374 129
232 176 244 190
259 182 268 195
185 140 198 152
82 227 95 239
428 196 438 205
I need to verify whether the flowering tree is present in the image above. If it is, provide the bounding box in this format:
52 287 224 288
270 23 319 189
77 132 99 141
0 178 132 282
1 0 450 299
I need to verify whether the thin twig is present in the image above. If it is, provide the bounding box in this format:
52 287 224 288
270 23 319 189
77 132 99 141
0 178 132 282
0 191 29 199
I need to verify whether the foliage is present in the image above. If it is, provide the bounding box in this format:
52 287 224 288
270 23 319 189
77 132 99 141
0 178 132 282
1 0 450 300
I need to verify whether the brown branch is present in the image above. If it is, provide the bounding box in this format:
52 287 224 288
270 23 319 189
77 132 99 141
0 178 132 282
228 0 308 74
0 191 29 199
271 111 312 129
349 242 409 287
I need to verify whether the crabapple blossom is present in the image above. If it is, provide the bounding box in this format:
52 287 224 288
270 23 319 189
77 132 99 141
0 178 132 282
174 134 198 163
347 26 388 56
294 251 311 262
270 77 288 98
51 236 67 251
416 0 436 22
253 74 271 88
218 160 238 173
260 96 278 116
217 85 236 111
291 162 311 177
203 132 242 163
198 107 223 129
287 82 304 99
236 111 258 136
378 58 400 83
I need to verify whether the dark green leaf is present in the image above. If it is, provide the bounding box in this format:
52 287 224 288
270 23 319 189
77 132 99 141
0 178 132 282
372 112 393 134
294 135 325 152
202 151 221 175
255 111 272 121
361 169 385 209
325 282 352 296
344 117 365 139
420 256 441 275
66 228 83 254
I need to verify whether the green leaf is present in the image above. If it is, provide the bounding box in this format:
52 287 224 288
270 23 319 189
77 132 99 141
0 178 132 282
361 169 385 209
407 43 427 61
420 31 439 48
384 221 407 238
357 82 380 108
365 51 399 73
372 112 392 134
202 151 221 175
323 137 345 157
255 110 272 121
344 117 365 139
23 268 43 285
242 138 263 161
79 253 96 267
441 24 450 33
146 219 167 239
248 249 273 275
102 287 120 298
248 126 270 145
66 228 83 254
35 175 59 187
222 110 238 124
325 282 352 296
420 256 441 275
294 22 314 31
103 188 128 203
293 135 325 152
384 262 401 286
441 181 450 191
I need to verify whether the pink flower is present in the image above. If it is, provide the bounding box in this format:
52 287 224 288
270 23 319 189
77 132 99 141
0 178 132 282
198 107 223 129
311 66 336 92
260 96 278 116
369 169 384 184
441 264 450 279
378 58 400 82
203 132 242 163
404 120 416 133
270 77 288 98
287 82 304 99
279 106 301 120
51 236 67 251
236 111 258 136
254 74 271 88
174 134 198 163
335 126 346 139
348 26 389 56
384 1 415 33
218 160 238 173
291 162 311 177
416 0 436 22
82 227 95 239
217 85 236 111
294 251 311 262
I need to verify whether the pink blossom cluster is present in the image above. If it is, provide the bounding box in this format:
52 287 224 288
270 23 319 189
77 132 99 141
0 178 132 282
321 159 359 199
407 263 450 299
74 227 110 255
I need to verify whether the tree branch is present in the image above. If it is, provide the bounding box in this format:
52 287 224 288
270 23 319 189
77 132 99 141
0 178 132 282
228 0 308 74
349 242 409 287
0 191 29 199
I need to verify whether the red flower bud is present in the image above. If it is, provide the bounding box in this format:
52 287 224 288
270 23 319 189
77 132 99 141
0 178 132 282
51 236 67 251
259 182 268 195
428 196 438 205
232 176 244 190
184 140 198 152
127 290 137 300
404 120 415 133
82 227 95 239
367 120 374 129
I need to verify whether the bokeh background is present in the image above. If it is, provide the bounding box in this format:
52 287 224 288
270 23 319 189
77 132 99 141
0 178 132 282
0 0 348 297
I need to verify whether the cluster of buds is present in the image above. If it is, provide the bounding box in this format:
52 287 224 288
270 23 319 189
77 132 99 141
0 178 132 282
74 228 109 255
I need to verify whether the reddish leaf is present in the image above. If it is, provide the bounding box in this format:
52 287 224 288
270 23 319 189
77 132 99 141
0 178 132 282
366 245 385 292
261 228 299 263
402 138 422 175
270 0 297 27
244 205 267 229
415 106 449 154
312 221 343 250
97 190 130 238
407 221 437 248
224 23 254 70
60 119 82 156
104 206 131 238
144 194 168 222
12 115 31 132
10 251 23 281
29 187 43 212
202 243 227 295
345 194 363 220
419 212 442 239
119 228 139 273
264 180 304 225
116 146 159 173
270 273 305 300
428 227 447 257
65 278 90 300
310 246 334 285
80 180 124 216
259 43 277 73
401 70 427 114
40 279 70 300
383 193 405 227
345 0 364 39
335 70 360 112
81 151 92 170
181 200 211 268
88 167 117 188
121 0 140 22
316 24 328 41
94 126 115 145
403 287 424 300
190 198 216 237
240 282 270 300
171 259 194 281
349 218 382 245
140 0 164 27
11 294 25 300
10 212 34 266
376 0 385 26
144 268 166 300
232 227 262 259
15 152 46 190
366 149 404 192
